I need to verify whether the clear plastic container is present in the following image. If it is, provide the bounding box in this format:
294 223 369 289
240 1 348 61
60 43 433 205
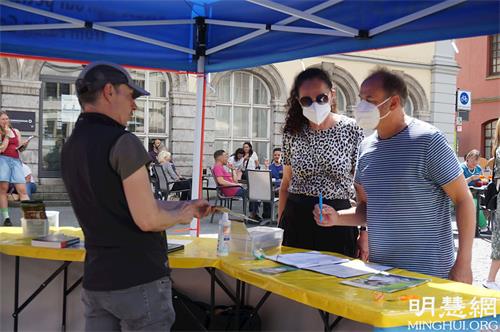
45 211 60 227
21 218 49 238
230 226 283 254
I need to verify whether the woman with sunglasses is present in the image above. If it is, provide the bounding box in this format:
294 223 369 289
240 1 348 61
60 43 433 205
278 68 367 259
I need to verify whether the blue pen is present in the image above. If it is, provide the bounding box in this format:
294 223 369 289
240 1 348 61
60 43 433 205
319 193 323 223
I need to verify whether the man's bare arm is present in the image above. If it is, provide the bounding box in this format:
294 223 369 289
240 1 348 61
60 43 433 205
124 166 210 232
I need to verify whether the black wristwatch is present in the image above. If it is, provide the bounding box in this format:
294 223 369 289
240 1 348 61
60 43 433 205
360 226 367 231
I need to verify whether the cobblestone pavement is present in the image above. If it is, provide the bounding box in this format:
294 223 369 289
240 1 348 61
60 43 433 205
5 203 497 288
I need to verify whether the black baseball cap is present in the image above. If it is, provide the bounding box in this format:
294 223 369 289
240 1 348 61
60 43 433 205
76 61 149 99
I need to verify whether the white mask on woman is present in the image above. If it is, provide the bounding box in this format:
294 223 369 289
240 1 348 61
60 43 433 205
302 102 331 125
354 96 392 131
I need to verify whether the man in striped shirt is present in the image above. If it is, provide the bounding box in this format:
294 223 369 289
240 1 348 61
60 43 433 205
314 68 475 282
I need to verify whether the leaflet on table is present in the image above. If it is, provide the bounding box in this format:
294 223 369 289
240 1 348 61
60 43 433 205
341 273 430 293
306 260 392 278
251 265 298 275
264 251 349 268
168 239 193 246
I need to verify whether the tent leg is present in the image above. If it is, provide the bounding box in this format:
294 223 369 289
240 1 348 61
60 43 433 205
190 56 207 237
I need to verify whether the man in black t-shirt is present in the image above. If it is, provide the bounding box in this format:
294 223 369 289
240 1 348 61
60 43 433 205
62 61 211 331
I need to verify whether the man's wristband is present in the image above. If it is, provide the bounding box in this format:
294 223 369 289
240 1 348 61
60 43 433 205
360 226 367 231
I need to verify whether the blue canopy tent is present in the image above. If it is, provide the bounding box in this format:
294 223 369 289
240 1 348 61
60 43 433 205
1 0 499 234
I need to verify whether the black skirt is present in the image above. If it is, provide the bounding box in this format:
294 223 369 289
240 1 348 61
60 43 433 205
281 193 358 257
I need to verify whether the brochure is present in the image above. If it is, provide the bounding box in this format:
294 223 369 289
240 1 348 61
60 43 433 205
341 273 430 293
251 265 298 275
307 260 392 278
265 251 349 269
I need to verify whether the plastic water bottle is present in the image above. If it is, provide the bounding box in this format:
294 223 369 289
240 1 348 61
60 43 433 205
217 212 231 256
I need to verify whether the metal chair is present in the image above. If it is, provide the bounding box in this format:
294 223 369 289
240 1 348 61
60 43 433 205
246 169 279 225
202 168 217 202
152 165 190 200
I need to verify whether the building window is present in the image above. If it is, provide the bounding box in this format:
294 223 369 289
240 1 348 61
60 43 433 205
490 34 500 75
215 72 271 160
128 71 169 150
40 61 84 177
404 97 414 116
483 119 498 160
39 64 170 177
40 80 80 176
336 88 347 114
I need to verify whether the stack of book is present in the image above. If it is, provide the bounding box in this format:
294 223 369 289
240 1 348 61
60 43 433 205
31 234 80 248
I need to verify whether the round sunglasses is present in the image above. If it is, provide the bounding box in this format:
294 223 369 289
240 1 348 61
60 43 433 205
298 93 329 107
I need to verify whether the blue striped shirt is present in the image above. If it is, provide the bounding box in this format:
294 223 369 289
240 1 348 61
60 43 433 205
354 119 461 278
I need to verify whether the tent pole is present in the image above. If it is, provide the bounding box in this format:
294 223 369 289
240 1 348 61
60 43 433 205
190 56 206 237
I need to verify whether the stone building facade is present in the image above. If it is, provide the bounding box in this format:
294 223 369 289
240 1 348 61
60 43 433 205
0 40 458 198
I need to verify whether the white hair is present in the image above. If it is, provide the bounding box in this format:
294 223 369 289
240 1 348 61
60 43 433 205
157 150 171 163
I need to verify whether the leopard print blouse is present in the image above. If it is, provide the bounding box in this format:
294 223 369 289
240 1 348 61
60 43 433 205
282 115 364 200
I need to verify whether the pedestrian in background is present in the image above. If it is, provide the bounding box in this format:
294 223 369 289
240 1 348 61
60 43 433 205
0 111 31 226
484 120 500 290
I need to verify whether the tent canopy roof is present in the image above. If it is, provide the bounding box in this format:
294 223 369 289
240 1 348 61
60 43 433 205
1 0 499 73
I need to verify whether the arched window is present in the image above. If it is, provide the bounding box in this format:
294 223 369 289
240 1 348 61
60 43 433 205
215 72 272 160
401 73 429 121
318 63 360 117
336 87 347 114
129 71 170 150
404 97 415 116
483 119 498 159
39 64 170 176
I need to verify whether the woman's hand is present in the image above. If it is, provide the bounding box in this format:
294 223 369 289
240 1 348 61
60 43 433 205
263 159 270 169
4 127 14 138
356 231 369 261
313 204 338 227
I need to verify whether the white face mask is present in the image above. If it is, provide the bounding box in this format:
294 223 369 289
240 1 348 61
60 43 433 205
302 102 331 125
354 96 392 131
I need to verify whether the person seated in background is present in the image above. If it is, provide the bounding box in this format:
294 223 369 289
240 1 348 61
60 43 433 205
8 162 37 200
157 150 191 200
242 141 259 171
461 149 483 186
262 148 283 220
212 150 260 221
228 148 245 180
266 147 283 187
149 138 165 164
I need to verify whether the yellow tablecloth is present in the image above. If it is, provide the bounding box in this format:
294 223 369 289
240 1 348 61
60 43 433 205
0 227 218 269
1 226 499 328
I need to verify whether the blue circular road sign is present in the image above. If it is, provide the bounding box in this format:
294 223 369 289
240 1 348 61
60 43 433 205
460 92 469 105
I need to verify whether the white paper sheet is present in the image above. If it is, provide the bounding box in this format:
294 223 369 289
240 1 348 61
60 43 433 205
265 251 349 269
307 260 392 278
168 239 192 246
